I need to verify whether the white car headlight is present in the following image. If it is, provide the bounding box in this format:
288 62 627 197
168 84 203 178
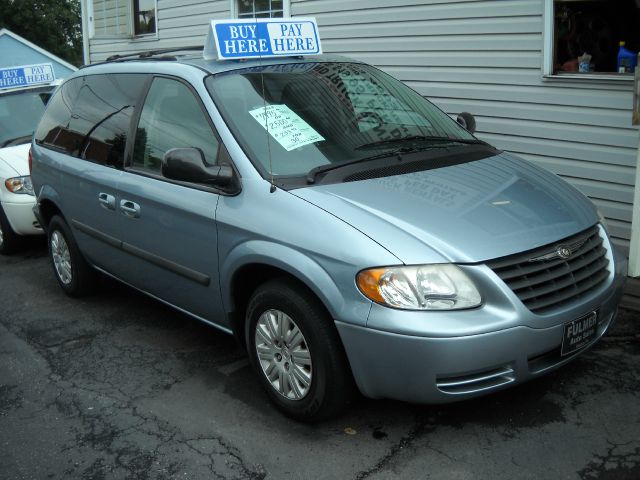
5 176 34 196
357 264 481 310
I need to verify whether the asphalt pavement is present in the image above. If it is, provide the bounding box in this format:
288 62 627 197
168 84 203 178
1 238 639 480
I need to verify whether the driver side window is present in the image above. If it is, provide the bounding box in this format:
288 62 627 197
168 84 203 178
132 77 219 172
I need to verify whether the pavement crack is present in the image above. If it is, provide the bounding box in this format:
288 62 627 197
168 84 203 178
353 413 435 480
579 440 640 479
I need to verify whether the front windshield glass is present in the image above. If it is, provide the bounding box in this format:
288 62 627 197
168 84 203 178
0 87 51 147
206 62 476 177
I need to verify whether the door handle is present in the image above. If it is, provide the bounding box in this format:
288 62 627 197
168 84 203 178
119 199 141 218
98 192 116 210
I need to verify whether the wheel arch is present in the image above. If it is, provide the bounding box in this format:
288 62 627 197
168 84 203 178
222 241 347 348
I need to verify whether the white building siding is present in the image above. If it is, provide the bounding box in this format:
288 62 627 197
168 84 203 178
88 0 230 62
292 0 639 253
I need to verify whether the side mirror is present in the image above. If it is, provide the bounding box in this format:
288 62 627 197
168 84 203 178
161 147 234 187
456 112 477 134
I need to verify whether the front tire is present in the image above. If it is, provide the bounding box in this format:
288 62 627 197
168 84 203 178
246 279 355 421
0 205 20 255
48 215 95 296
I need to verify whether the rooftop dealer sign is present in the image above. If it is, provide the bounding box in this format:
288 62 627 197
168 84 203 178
204 18 322 60
0 63 55 90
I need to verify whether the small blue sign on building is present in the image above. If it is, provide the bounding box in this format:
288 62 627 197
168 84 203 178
0 63 56 89
205 18 322 60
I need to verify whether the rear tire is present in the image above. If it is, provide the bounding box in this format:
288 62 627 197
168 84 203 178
0 205 21 255
48 215 96 296
245 278 355 422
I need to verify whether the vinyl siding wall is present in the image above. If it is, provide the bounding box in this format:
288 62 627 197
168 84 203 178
87 0 639 254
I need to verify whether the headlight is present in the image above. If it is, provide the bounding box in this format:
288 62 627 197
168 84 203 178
5 176 34 196
357 264 481 310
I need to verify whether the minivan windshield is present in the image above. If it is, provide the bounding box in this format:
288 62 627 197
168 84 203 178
0 87 52 147
206 62 477 179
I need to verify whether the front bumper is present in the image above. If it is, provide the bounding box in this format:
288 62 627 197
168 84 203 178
337 308 617 404
2 199 42 235
336 241 626 404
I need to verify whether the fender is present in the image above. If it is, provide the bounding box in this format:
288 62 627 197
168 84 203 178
219 239 372 327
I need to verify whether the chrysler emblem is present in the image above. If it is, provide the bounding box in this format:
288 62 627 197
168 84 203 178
528 241 584 262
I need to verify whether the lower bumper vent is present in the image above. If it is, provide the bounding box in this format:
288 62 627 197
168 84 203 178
437 366 515 395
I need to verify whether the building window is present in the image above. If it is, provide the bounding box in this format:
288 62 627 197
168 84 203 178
91 0 131 37
544 0 640 77
134 0 157 36
236 0 285 18
89 0 156 38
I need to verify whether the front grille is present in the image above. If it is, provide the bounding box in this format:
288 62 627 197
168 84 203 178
487 226 610 314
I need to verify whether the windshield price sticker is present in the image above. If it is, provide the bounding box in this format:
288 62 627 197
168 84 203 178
206 18 322 60
0 63 55 89
249 104 325 151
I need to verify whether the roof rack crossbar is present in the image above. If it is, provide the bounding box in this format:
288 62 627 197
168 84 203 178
106 46 204 62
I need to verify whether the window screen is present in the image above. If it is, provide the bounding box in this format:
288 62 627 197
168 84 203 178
91 0 131 37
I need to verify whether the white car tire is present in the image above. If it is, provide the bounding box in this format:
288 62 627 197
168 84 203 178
0 205 20 255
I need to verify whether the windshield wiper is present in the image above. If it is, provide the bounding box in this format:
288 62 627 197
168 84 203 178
1 135 33 148
355 135 485 150
306 136 488 184
306 144 442 184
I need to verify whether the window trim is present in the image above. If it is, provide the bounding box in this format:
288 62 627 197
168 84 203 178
542 0 634 82
230 0 290 19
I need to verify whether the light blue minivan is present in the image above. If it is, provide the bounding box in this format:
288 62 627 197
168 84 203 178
31 49 626 421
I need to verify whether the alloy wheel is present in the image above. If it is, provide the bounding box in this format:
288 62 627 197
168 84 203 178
254 309 313 400
51 230 73 285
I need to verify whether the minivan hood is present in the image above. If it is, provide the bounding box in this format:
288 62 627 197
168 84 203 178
0 144 30 176
291 152 597 264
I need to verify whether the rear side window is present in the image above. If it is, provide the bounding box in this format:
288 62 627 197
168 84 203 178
35 78 82 151
132 77 220 172
36 74 147 168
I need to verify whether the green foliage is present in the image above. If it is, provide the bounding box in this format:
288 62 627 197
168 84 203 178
0 0 83 66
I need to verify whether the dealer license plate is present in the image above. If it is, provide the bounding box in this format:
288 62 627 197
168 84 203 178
561 311 598 356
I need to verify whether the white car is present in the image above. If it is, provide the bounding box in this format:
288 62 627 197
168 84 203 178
0 84 56 254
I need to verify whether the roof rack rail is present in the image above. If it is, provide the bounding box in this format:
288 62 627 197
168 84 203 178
105 46 204 62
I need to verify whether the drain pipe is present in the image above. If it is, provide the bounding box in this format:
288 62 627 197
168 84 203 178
80 0 91 65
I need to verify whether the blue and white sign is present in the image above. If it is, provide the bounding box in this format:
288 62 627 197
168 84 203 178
205 18 322 60
0 63 56 89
